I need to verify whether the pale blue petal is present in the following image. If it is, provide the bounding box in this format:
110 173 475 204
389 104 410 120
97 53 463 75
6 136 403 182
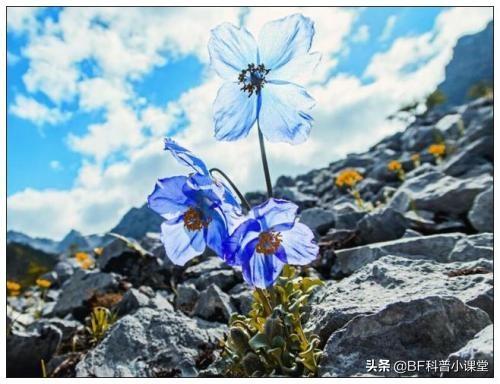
147 176 191 220
161 220 206 266
258 82 315 144
252 198 298 231
258 14 315 76
223 218 261 266
241 247 285 288
280 222 318 265
213 82 258 141
267 52 321 82
208 22 258 80
164 138 208 175
205 212 229 257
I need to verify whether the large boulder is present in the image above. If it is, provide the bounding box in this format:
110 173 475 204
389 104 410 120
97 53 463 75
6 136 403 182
468 186 493 232
75 307 225 377
307 256 493 344
441 135 493 177
332 233 492 276
319 296 491 377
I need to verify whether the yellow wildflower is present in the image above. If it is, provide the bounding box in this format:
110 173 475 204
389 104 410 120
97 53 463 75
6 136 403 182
387 160 402 172
7 280 22 295
93 247 104 257
75 252 94 270
335 169 363 189
36 278 52 289
427 143 446 157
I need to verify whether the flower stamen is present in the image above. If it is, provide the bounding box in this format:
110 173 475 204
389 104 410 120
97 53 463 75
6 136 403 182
238 63 270 97
183 207 210 231
256 231 282 255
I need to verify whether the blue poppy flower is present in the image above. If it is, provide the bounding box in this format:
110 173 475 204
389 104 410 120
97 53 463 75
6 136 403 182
148 139 241 265
223 198 318 288
208 14 320 145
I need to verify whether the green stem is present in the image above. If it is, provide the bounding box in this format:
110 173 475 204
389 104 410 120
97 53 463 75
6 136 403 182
257 121 273 198
209 168 251 211
255 288 272 317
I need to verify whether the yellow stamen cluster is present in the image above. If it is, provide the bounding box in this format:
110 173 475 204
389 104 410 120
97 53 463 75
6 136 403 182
335 169 364 189
183 207 210 231
7 280 21 296
75 252 94 270
387 160 402 172
427 143 446 157
256 231 282 255
36 278 52 289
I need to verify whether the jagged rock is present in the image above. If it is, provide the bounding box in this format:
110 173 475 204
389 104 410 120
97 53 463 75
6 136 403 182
192 284 235 323
228 283 253 315
307 256 492 345
274 186 317 210
468 186 493 232
75 307 225 377
275 175 295 188
356 207 407 244
319 296 491 377
402 229 422 238
54 260 74 284
390 171 492 215
7 324 62 377
441 135 493 177
52 269 120 319
27 318 82 342
444 325 493 378
184 258 240 291
98 238 168 288
175 283 200 314
116 287 173 316
332 232 487 276
331 202 366 230
400 125 440 152
448 233 493 262
299 207 336 235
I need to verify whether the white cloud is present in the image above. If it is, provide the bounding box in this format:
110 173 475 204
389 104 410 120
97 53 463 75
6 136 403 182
9 95 69 126
352 25 370 43
49 160 62 171
7 7 493 239
379 15 397 42
7 51 20 66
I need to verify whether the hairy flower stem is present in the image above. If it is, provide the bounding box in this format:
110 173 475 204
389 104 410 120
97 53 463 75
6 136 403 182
209 168 251 211
255 287 273 317
257 120 273 198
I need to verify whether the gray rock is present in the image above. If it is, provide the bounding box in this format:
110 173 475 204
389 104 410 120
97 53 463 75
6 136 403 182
75 307 225 377
444 325 493 377
115 288 173 316
468 186 493 232
308 256 493 344
331 202 366 230
319 296 491 377
184 258 240 291
274 186 317 210
401 124 440 152
54 260 74 284
192 284 235 323
441 135 493 177
390 171 492 215
299 207 336 235
52 269 120 319
356 207 407 244
448 233 493 262
333 233 477 276
27 318 82 342
175 283 200 313
7 324 62 377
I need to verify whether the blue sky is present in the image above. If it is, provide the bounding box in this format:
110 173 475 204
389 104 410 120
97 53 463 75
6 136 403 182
6 7 492 238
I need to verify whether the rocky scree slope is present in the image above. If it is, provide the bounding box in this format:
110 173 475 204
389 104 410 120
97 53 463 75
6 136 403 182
7 97 493 377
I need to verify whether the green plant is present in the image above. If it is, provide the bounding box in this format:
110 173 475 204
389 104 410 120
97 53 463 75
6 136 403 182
425 90 446 111
86 306 117 344
468 81 493 99
217 266 323 377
